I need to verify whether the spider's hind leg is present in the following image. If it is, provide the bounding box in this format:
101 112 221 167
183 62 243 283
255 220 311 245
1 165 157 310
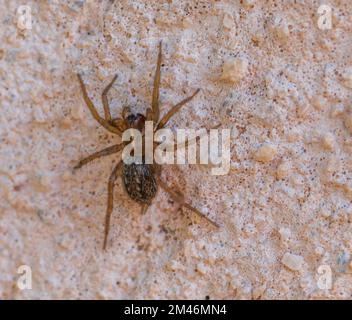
103 161 122 250
140 203 150 215
157 178 219 228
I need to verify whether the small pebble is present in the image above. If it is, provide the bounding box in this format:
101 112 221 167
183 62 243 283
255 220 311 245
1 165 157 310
344 115 352 134
321 133 335 151
282 252 305 271
271 17 290 43
311 96 326 111
342 67 352 88
223 13 235 30
330 104 344 118
254 143 277 163
279 227 291 242
315 246 324 256
71 104 84 121
221 58 248 84
242 0 255 9
277 161 291 179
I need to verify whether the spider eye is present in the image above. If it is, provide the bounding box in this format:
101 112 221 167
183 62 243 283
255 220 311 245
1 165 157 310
126 113 145 130
126 114 136 124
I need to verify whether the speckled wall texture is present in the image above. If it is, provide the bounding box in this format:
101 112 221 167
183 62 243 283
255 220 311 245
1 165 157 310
0 0 351 299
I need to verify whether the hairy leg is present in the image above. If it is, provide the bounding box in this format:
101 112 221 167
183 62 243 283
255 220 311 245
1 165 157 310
146 107 153 122
77 74 122 135
151 41 162 123
74 143 124 170
157 89 200 130
122 106 131 120
102 74 118 122
160 124 221 157
140 203 150 215
103 161 122 250
157 178 219 228
111 117 127 132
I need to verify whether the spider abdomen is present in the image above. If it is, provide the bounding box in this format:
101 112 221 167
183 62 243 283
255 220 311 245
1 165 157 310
122 163 157 204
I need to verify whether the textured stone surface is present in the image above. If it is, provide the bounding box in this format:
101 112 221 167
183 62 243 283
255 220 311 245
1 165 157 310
0 0 352 299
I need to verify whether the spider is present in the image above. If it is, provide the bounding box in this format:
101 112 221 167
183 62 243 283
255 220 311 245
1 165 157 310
74 42 219 250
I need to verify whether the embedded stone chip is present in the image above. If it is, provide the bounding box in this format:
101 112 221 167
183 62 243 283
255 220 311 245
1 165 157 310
344 115 352 134
221 58 248 84
342 67 352 89
242 0 255 9
223 13 235 29
311 96 326 111
321 133 335 151
277 161 291 179
330 104 344 118
254 143 278 163
282 253 305 271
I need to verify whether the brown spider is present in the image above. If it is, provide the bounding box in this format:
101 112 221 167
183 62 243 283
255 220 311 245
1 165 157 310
74 42 219 250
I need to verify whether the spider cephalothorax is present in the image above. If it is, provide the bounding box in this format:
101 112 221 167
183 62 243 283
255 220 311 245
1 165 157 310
125 113 146 130
74 42 219 250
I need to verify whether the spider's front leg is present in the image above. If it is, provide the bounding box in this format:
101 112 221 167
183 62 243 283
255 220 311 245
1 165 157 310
101 75 128 132
156 88 200 130
101 74 117 122
77 74 122 135
150 41 162 123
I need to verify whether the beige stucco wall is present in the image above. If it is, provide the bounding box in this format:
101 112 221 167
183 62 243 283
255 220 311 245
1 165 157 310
0 0 351 299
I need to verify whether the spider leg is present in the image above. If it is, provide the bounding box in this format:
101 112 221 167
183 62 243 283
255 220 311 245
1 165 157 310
77 74 122 135
157 178 219 228
111 117 127 132
103 161 122 250
151 41 162 123
74 143 124 170
122 106 131 120
156 88 200 130
102 74 118 122
146 107 153 122
140 203 150 215
162 124 221 154
152 163 162 177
